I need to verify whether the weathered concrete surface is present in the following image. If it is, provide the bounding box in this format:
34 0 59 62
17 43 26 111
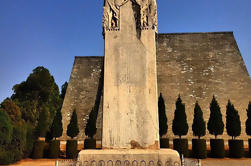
77 149 180 166
103 1 159 149
61 32 251 141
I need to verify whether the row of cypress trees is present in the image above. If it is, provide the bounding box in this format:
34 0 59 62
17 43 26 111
158 94 251 158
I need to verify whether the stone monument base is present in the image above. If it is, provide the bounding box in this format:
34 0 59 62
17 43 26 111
77 149 180 166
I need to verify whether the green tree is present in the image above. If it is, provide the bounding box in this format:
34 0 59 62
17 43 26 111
226 100 241 140
36 106 50 137
0 98 22 123
60 82 68 100
85 108 97 138
192 101 206 139
158 93 168 137
207 96 224 139
246 102 251 136
0 110 13 145
11 66 61 124
67 109 79 139
50 109 63 139
172 95 188 139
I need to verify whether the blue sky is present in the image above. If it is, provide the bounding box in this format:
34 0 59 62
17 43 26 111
0 0 250 102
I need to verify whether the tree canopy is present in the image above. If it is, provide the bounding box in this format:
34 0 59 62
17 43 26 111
36 106 50 137
158 93 168 137
0 98 22 124
0 110 13 145
85 108 97 139
67 109 79 139
246 102 251 136
226 100 241 139
207 96 224 139
192 101 206 139
172 95 188 138
60 81 68 100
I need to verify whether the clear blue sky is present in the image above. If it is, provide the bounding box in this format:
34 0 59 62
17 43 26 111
0 0 251 102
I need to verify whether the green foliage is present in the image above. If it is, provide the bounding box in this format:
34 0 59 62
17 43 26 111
173 138 189 157
246 102 251 136
11 66 61 124
207 96 224 138
158 93 168 137
0 98 22 123
48 140 60 158
23 123 36 158
66 140 78 159
67 109 79 139
192 101 206 139
228 140 244 158
60 81 68 99
50 109 63 139
226 100 241 139
32 140 45 159
192 139 207 159
172 95 188 138
85 108 97 138
36 106 50 137
0 148 14 165
0 110 13 144
210 139 225 158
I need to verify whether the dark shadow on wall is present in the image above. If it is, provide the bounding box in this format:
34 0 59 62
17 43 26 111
85 62 104 138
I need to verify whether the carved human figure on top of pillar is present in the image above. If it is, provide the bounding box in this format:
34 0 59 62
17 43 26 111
103 0 157 32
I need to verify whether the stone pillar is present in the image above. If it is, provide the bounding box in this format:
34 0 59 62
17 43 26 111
103 0 159 149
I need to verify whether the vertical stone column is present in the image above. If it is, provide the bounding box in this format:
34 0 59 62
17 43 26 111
102 0 159 149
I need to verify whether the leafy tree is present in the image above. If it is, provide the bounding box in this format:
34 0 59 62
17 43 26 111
36 106 50 137
0 98 22 124
207 95 224 139
172 95 188 139
226 100 241 140
67 109 79 139
0 110 13 145
192 101 206 139
246 102 251 136
50 109 63 139
85 108 97 139
60 82 68 100
158 93 168 137
11 66 61 124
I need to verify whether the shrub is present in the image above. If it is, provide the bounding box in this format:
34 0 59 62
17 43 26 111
84 138 96 149
48 140 60 158
36 106 50 138
160 138 169 148
248 139 251 157
192 139 207 159
24 123 36 158
67 109 79 139
0 148 14 165
246 102 251 136
32 140 45 159
192 101 205 139
228 140 244 158
50 109 63 139
158 93 168 137
0 110 13 145
172 95 188 138
226 100 241 139
173 138 189 157
207 96 224 139
210 139 225 158
85 108 97 139
66 140 78 159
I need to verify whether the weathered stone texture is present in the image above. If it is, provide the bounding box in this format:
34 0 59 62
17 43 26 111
61 32 251 141
61 57 103 140
157 32 251 140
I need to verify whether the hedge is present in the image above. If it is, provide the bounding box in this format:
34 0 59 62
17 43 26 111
192 139 207 159
84 138 96 149
210 139 225 158
173 138 189 157
228 140 244 158
66 140 78 159
48 140 60 158
32 140 45 159
160 138 169 148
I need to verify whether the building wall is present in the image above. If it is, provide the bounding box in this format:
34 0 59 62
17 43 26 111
61 32 251 141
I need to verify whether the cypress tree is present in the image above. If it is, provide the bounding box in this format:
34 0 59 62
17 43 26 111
67 109 79 139
85 108 97 139
192 101 206 139
226 100 241 140
172 95 188 139
207 96 224 139
50 109 63 139
246 102 251 136
158 93 168 137
36 106 50 137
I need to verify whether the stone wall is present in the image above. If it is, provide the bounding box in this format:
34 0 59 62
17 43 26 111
61 32 251 141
